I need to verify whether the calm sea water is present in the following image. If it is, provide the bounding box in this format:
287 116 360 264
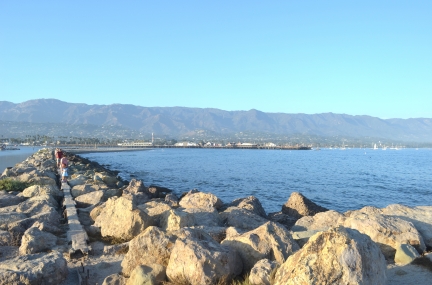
82 148 428 213
0 147 42 172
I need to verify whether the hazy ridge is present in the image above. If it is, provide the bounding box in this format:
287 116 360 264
1 99 431 142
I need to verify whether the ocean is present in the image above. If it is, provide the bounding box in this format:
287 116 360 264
0 147 42 172
81 148 432 214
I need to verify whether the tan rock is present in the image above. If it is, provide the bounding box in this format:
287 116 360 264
381 204 432 248
249 259 278 285
179 191 222 209
220 207 269 231
394 243 420 265
137 201 172 227
75 190 105 208
222 221 299 272
160 208 195 231
22 184 61 199
121 226 174 276
95 196 153 241
343 209 425 258
19 227 57 255
291 210 345 232
281 192 328 218
166 231 242 285
90 202 106 221
126 264 166 285
227 196 267 218
274 226 387 285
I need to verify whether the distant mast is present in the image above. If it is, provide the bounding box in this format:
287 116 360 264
152 133 154 145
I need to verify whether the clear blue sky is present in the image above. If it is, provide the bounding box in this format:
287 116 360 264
1 1 431 119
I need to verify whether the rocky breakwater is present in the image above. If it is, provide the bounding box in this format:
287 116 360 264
1 150 432 285
0 148 68 284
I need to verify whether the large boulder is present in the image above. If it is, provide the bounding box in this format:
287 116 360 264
68 174 88 187
22 184 62 199
166 230 242 285
226 196 267 218
95 196 154 241
75 190 105 208
184 207 223 227
249 259 278 285
0 251 68 284
160 208 195 231
0 213 28 231
273 226 387 285
19 227 58 255
343 208 426 258
291 210 345 232
121 226 175 276
95 172 118 187
220 207 269 231
8 208 61 234
179 191 223 209
222 222 299 272
282 192 328 218
137 201 172 227
16 198 58 217
0 191 26 207
123 179 146 194
381 204 432 248
126 264 166 285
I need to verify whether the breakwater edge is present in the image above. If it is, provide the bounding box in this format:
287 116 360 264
0 148 431 284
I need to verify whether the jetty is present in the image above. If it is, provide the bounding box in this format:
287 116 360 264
0 148 431 284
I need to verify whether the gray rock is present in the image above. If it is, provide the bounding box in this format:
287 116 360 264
19 227 58 255
0 191 26 208
0 251 68 284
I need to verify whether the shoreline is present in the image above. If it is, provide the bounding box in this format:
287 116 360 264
62 147 152 154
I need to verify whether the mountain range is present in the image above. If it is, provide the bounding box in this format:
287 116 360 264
1 99 431 142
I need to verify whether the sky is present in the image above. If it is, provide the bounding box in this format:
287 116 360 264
1 1 431 119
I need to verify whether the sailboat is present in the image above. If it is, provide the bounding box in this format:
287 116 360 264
373 144 378 150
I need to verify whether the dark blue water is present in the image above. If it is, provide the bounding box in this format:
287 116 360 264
82 148 432 213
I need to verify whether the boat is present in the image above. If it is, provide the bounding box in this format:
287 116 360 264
373 144 378 150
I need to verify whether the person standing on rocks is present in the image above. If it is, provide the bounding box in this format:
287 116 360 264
55 148 63 168
60 155 69 183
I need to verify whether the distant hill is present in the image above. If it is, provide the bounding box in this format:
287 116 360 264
1 99 431 142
